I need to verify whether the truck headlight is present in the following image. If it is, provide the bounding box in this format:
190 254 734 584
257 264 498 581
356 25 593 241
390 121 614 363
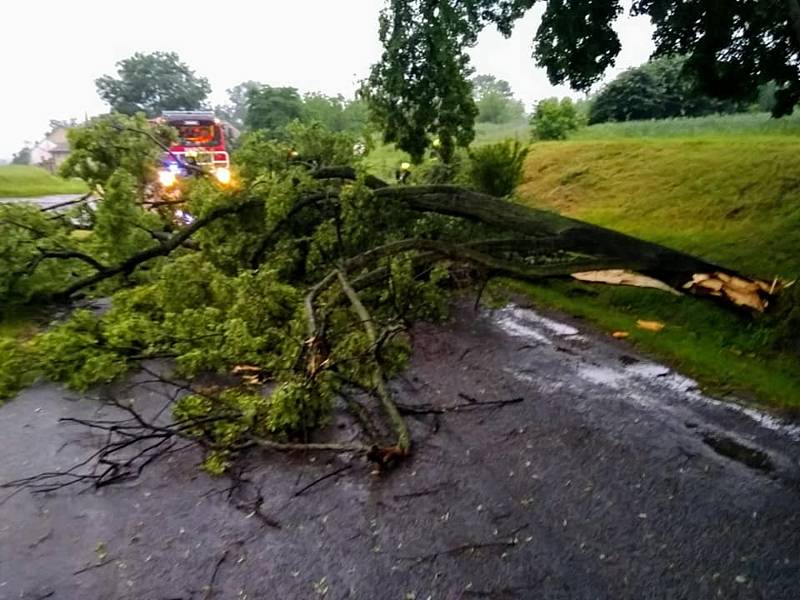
158 170 177 187
215 167 232 185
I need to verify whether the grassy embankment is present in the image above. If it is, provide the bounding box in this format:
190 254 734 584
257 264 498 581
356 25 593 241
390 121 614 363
0 165 86 197
513 116 800 410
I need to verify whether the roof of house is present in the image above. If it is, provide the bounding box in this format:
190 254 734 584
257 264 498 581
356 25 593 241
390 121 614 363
44 127 70 153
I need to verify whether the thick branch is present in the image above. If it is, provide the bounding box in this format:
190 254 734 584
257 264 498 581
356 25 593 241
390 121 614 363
40 193 94 213
311 166 388 190
56 197 260 298
336 269 411 454
343 238 633 280
38 249 108 272
371 185 733 281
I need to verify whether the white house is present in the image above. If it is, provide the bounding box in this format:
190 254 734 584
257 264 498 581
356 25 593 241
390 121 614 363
31 127 71 172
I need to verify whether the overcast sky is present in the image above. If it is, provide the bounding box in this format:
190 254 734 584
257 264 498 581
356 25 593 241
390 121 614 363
0 0 654 160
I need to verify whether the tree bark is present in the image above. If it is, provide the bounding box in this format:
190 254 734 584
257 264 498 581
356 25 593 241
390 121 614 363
373 185 737 286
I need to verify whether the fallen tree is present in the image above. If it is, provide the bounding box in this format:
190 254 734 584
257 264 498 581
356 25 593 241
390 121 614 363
0 116 787 485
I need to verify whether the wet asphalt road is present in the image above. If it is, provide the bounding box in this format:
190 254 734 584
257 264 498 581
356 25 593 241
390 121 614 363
0 194 84 210
0 303 798 600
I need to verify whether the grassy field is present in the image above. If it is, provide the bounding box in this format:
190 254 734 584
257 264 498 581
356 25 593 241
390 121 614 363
520 137 800 278
515 133 800 410
573 111 800 140
0 165 86 197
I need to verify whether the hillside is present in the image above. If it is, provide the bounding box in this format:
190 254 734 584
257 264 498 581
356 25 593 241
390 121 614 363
513 135 800 409
518 137 800 279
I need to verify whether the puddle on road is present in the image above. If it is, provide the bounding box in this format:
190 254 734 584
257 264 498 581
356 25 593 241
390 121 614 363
494 306 582 342
702 433 774 472
491 304 800 442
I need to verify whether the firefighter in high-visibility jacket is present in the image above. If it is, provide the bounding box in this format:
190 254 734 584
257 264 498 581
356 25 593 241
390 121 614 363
395 161 412 184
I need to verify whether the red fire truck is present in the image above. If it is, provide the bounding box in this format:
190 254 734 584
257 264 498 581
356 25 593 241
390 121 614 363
153 111 232 188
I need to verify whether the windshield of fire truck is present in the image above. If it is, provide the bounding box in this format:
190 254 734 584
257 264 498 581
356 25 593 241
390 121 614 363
175 123 221 147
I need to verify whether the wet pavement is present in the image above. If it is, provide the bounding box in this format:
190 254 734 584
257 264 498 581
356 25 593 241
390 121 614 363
0 194 84 210
1 303 798 600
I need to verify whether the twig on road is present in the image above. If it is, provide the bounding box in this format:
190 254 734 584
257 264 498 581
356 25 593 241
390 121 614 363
202 550 229 599
293 464 352 497
397 525 530 564
397 396 524 415
73 556 116 576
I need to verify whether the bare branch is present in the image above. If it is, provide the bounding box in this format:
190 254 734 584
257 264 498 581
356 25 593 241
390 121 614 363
40 192 94 213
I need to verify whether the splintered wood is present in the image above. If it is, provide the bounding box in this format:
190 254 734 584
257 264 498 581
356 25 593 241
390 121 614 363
571 268 791 313
683 273 791 312
571 269 681 295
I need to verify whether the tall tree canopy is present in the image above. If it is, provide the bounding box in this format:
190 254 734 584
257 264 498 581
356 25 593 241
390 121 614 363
472 74 526 123
96 52 211 117
366 0 800 158
215 81 262 129
302 93 368 133
588 56 743 124
245 86 304 132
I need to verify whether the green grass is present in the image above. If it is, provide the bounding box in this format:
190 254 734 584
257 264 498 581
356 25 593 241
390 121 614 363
498 279 800 411
572 112 800 140
515 134 800 410
520 137 800 279
0 165 86 197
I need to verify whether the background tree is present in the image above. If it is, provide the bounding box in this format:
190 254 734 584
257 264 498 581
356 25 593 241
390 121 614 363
245 86 304 133
530 97 582 140
472 74 514 99
96 51 211 117
471 74 526 124
371 0 800 158
588 56 743 124
215 81 261 129
362 1 508 163
301 93 368 132
11 146 31 165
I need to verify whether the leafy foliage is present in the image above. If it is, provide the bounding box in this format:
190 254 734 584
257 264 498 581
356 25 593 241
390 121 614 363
372 0 800 160
362 1 487 163
632 0 800 116
215 81 262 129
245 86 304 133
60 113 173 191
95 52 211 117
0 116 466 466
302 93 368 133
472 74 526 124
0 337 35 400
588 56 744 124
530 98 582 140
467 139 528 197
11 147 31 165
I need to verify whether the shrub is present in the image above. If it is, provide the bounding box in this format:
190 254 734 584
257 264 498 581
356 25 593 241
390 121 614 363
467 139 529 197
530 98 582 141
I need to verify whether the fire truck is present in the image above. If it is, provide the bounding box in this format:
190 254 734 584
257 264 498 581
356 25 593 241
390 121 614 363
153 111 232 188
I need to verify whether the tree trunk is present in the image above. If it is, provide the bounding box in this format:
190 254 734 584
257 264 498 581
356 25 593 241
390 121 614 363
374 185 735 287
